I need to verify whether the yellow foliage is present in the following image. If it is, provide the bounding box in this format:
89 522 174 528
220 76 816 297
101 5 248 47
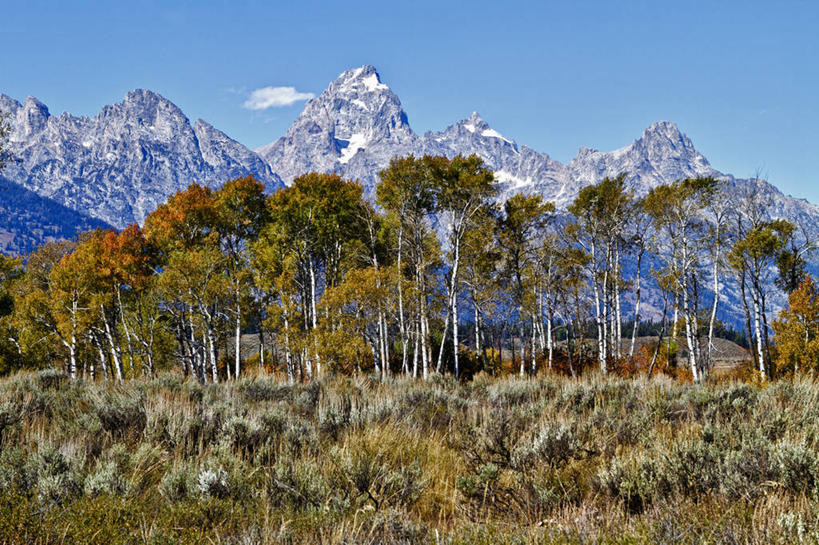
773 275 819 375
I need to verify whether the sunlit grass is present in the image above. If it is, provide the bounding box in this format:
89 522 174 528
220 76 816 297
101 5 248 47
1 369 819 543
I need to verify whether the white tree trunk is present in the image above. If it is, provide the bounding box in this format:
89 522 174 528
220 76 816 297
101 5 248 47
752 290 766 380
234 299 242 379
629 251 643 360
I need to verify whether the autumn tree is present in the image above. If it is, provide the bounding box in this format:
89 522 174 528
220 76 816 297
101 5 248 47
773 275 819 375
567 175 633 374
266 172 366 379
11 243 75 373
496 193 553 376
730 217 796 380
214 176 268 379
106 225 162 376
377 155 438 378
251 222 303 381
145 184 224 382
357 202 396 376
15 239 98 380
317 265 397 376
430 154 497 379
643 177 718 381
460 204 500 369
0 255 23 374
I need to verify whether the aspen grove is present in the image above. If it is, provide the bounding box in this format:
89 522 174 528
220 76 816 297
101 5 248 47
0 154 812 382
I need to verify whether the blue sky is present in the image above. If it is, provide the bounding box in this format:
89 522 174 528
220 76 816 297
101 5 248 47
1 1 817 201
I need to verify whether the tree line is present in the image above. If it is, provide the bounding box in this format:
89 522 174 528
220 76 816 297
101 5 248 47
0 154 812 381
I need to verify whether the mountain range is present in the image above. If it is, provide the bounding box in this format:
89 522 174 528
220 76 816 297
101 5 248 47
1 65 817 264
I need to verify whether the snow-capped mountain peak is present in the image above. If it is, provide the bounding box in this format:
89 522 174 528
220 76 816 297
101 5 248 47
257 65 416 186
334 65 390 94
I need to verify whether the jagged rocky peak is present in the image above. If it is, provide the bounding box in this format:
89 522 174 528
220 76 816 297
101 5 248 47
313 65 411 139
442 111 516 145
1 88 281 230
119 88 183 113
0 93 21 113
257 65 417 184
333 65 391 95
461 111 489 131
567 120 717 192
96 89 193 140
17 96 50 136
636 120 698 156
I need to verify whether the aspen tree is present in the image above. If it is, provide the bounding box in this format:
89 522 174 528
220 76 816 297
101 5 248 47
496 193 553 376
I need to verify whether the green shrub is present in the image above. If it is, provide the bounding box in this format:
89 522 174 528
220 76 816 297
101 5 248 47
160 464 193 502
196 466 230 499
84 460 127 496
775 440 819 495
598 450 663 513
512 422 579 470
37 368 68 390
90 389 147 438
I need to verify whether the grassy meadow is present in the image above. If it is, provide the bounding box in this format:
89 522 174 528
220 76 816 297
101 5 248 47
1 369 819 544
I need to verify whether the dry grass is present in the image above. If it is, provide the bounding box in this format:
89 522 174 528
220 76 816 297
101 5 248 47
1 369 819 544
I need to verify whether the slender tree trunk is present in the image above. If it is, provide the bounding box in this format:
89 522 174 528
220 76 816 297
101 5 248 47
530 314 537 375
283 304 294 383
309 260 320 377
566 317 576 378
450 238 462 379
761 288 772 371
739 270 756 367
706 250 721 373
102 306 124 383
629 249 643 360
670 293 679 364
259 325 265 371
681 273 699 381
436 306 451 374
595 252 608 374
207 326 219 384
452 280 460 380
547 304 554 369
396 221 408 376
234 298 242 379
752 286 766 380
412 316 420 378
116 288 138 377
421 288 429 379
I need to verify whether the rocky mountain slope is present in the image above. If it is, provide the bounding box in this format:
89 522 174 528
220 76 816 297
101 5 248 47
258 66 807 224
0 90 282 230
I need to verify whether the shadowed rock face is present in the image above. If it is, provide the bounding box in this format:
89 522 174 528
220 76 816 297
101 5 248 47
0 89 282 229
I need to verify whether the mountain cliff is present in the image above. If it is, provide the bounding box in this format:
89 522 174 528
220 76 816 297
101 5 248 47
0 90 282 230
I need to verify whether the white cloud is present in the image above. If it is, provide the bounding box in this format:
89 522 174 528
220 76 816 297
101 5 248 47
242 86 314 110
